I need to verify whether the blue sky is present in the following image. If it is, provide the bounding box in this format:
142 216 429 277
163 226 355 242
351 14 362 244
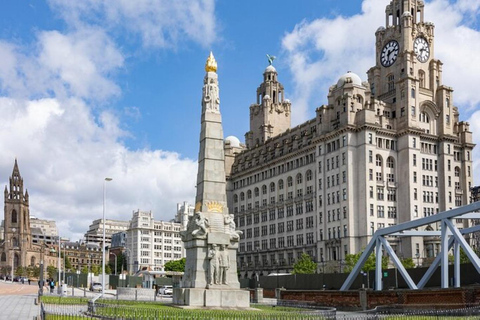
0 0 479 241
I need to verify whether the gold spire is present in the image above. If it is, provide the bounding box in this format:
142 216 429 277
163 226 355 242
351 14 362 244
205 51 217 73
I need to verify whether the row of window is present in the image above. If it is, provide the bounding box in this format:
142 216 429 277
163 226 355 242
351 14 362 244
242 217 315 238
240 232 316 252
233 153 315 188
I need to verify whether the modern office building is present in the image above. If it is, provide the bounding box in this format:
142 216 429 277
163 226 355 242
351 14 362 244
125 210 184 274
84 218 130 248
226 0 475 277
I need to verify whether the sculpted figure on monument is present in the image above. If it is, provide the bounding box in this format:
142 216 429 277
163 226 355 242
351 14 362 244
218 244 230 285
224 213 242 241
190 212 209 238
208 244 219 285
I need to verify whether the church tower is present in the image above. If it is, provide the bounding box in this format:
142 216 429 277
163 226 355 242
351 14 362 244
3 159 31 269
245 61 291 149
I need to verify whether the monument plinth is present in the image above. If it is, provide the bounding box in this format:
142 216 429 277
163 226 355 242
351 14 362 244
173 52 249 308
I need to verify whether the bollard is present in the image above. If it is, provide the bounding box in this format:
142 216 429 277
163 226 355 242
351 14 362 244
135 289 138 301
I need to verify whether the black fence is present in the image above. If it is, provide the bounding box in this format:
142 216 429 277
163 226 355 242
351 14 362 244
245 262 480 291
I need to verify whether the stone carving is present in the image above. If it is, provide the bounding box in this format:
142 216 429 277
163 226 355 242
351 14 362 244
208 244 219 285
224 214 242 241
181 211 209 240
218 244 230 285
191 212 209 238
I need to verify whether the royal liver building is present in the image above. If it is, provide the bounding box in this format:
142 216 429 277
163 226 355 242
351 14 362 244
224 0 475 277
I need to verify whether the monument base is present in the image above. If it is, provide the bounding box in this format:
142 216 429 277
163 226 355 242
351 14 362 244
173 288 250 308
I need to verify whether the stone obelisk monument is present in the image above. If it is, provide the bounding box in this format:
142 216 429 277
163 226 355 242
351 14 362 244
173 52 249 308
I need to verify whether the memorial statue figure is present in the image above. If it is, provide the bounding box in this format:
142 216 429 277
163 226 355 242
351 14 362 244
224 214 242 241
218 244 230 285
191 212 209 238
208 244 219 285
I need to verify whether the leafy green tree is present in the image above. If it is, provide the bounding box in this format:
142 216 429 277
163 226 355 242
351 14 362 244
64 254 72 271
344 251 388 272
164 258 186 272
400 257 416 269
105 264 112 274
91 264 101 275
292 253 317 274
80 266 89 274
47 265 57 279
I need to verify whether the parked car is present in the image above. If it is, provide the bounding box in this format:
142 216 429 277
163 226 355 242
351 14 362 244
90 282 102 292
160 285 173 295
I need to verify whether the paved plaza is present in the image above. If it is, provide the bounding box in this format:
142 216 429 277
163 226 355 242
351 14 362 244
0 281 39 320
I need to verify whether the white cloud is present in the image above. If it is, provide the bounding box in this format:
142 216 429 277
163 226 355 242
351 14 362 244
281 0 480 186
0 1 215 240
281 0 385 124
0 96 197 241
47 0 217 49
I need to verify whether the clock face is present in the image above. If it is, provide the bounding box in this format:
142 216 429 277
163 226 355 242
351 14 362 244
414 37 430 63
381 40 399 67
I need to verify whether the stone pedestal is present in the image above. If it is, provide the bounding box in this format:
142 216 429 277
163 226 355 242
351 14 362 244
173 288 250 308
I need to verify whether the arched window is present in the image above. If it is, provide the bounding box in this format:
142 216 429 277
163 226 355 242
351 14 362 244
234 194 238 203
247 190 252 199
296 173 303 184
254 188 259 197
11 210 17 224
386 157 395 169
454 167 460 177
240 192 245 201
376 155 383 167
30 256 36 267
420 112 430 123
270 182 275 193
262 185 267 195
306 170 313 181
1 252 5 262
287 176 293 187
12 237 18 247
278 179 284 190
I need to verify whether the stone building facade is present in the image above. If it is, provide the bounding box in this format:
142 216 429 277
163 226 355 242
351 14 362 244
226 0 475 277
126 210 184 274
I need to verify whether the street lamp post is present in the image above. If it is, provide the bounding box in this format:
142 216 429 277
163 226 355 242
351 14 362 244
102 177 113 296
57 236 62 295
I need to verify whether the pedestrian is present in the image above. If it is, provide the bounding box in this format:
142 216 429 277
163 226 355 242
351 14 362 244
49 279 55 293
28 278 31 285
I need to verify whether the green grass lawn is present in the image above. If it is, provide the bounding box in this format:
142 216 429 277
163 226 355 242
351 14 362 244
41 296 327 319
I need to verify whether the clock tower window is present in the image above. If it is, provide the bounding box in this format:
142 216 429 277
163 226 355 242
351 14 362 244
387 74 394 91
11 210 17 223
419 70 426 88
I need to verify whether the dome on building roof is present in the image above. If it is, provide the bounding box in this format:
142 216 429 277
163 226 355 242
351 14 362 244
265 65 276 73
376 26 386 32
337 71 363 87
225 136 241 148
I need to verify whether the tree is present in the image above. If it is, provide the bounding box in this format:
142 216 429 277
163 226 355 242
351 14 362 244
80 266 89 274
344 251 389 272
292 253 317 274
47 265 57 279
164 258 186 272
400 257 416 269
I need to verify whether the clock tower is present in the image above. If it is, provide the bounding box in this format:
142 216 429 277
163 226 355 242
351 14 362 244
367 0 454 136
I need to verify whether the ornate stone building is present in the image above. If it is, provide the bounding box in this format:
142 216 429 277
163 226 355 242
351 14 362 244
0 160 58 275
226 0 475 278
